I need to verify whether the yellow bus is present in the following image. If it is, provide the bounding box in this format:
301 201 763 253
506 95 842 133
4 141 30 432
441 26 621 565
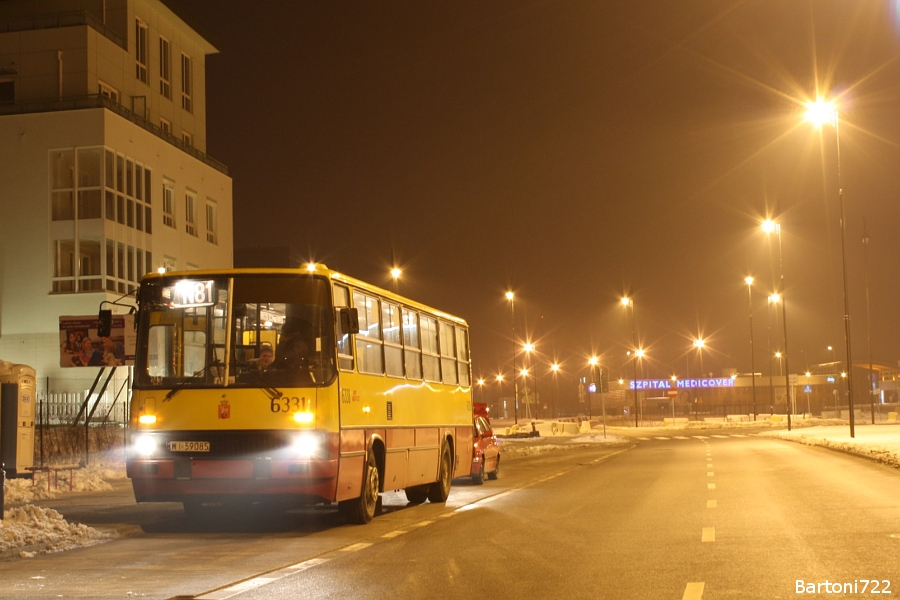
126 264 473 523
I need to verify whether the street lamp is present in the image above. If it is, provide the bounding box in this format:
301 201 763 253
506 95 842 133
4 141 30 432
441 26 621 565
621 296 639 427
762 219 793 431
805 97 855 438
745 276 757 420
550 362 560 419
693 338 705 377
505 291 519 424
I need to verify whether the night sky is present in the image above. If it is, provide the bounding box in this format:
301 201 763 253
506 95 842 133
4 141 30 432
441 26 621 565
163 1 900 400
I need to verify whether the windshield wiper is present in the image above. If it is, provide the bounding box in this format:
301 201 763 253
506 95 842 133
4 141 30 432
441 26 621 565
163 359 222 402
239 367 284 401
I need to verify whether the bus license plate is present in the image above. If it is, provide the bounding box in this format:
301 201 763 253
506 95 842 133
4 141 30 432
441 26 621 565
167 441 210 452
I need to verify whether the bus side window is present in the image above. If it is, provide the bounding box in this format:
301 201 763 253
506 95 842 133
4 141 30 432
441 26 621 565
383 301 404 378
421 315 440 382
456 326 471 386
353 291 384 375
402 308 422 380
439 321 458 385
334 284 354 371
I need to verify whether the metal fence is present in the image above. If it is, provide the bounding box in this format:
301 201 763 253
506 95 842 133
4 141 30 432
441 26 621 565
36 370 131 427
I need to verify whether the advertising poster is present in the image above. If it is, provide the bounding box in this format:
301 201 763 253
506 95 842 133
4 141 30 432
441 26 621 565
59 314 136 367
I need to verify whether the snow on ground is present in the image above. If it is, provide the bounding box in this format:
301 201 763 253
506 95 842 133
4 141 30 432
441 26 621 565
0 505 114 558
760 423 900 469
1 451 126 559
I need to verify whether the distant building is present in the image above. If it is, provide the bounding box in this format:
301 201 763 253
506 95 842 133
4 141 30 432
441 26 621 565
0 0 233 379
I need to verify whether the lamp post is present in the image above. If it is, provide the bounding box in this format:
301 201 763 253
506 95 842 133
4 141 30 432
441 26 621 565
762 219 792 431
863 226 875 424
524 342 537 419
805 98 855 438
745 276 758 420
621 296 639 427
550 362 560 419
767 294 778 414
505 292 519 424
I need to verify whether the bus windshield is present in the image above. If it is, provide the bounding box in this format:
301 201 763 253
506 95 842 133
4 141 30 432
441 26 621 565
134 274 336 389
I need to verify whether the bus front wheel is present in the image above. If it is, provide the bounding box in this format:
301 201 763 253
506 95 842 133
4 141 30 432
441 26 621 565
427 443 452 503
339 452 380 524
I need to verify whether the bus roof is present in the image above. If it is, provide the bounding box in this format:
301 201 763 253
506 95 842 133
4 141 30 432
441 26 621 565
142 264 469 327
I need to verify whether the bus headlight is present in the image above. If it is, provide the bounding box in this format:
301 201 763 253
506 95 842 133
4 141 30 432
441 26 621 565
290 432 324 458
293 411 314 424
133 434 158 457
138 414 157 425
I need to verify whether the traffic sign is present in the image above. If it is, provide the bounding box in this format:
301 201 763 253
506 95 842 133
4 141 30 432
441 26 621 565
667 390 678 397
803 384 812 394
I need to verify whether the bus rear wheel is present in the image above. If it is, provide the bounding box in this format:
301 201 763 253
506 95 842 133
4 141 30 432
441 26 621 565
339 452 380 524
427 443 452 503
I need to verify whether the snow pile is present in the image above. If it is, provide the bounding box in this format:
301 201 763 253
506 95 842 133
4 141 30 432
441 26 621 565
0 505 114 558
4 460 126 506
500 433 629 458
761 424 900 469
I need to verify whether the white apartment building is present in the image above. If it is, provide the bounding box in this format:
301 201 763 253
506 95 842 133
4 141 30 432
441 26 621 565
0 0 233 381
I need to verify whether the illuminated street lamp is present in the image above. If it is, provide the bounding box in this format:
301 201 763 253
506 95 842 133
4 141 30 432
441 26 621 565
505 292 519 424
745 276 758 420
621 296 639 427
805 97 855 437
692 338 705 377
762 219 793 431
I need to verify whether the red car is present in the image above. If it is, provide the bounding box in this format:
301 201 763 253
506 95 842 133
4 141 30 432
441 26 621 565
471 403 500 484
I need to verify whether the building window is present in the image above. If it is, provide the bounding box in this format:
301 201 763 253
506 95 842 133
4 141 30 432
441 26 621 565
160 117 171 135
0 80 14 105
182 131 193 147
99 81 119 104
135 19 148 84
205 201 217 244
181 53 192 113
162 183 175 228
185 192 197 236
52 240 76 293
159 37 171 98
50 148 102 221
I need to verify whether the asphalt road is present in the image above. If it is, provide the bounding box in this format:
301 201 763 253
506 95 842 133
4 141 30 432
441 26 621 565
2 430 899 599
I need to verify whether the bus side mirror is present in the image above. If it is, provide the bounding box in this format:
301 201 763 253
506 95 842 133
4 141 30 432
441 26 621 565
97 309 113 337
339 308 360 334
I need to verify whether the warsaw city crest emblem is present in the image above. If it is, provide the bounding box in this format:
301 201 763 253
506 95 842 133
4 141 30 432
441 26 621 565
218 401 231 419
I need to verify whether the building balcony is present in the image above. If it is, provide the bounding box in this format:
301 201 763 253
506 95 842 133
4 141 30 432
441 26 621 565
0 9 125 50
0 94 228 175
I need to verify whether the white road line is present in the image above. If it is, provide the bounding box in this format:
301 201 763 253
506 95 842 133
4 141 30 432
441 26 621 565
706 463 713 468
637 437 651 440
707 483 716 490
382 530 407 538
195 558 331 600
340 542 372 552
683 582 705 600
731 434 747 437
674 436 690 440
702 527 716 542
695 435 709 439
653 436 670 440
711 434 728 438
707 471 714 476
707 499 717 508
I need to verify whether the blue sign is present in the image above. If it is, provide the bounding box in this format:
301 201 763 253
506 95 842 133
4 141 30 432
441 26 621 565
803 384 812 394
588 383 597 393
629 378 735 390
826 376 836 383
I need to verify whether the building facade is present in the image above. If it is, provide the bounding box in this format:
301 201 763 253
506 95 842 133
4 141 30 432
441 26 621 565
0 0 232 379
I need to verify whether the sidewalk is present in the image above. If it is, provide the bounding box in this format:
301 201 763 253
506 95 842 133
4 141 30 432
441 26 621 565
759 423 900 469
